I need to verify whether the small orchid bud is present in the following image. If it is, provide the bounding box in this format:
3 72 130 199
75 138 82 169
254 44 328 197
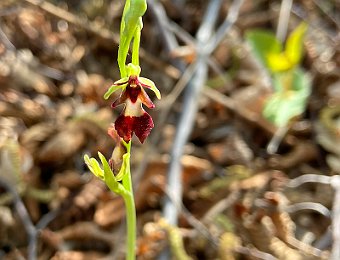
107 125 127 175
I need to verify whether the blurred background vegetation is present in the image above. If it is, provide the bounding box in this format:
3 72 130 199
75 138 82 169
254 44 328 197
0 0 339 259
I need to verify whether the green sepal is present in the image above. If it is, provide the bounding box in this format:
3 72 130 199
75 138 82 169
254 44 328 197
115 140 131 181
84 153 127 195
139 77 161 99
104 77 129 100
98 152 124 194
115 153 130 181
84 154 104 180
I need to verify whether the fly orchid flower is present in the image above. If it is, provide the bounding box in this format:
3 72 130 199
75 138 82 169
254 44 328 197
104 64 161 143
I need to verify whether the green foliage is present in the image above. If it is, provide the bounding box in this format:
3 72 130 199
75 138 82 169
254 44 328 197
246 23 310 127
267 23 308 72
246 23 307 73
263 69 311 127
246 30 283 71
284 23 308 67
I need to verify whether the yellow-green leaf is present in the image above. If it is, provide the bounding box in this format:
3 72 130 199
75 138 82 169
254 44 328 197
285 22 308 66
104 77 129 100
245 30 283 68
266 52 293 72
84 154 104 180
98 152 121 193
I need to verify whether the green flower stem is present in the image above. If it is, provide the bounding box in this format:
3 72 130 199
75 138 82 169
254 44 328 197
121 141 136 260
122 188 136 260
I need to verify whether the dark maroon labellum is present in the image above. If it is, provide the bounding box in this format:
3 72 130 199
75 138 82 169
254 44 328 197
115 112 154 143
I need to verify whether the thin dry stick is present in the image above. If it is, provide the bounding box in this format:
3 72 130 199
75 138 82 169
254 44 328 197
202 191 240 223
159 2 226 259
276 0 293 42
163 184 219 247
162 0 245 227
287 174 340 260
0 178 37 260
267 125 289 154
148 0 186 72
311 0 340 29
235 246 278 260
163 0 223 227
139 3 243 259
285 202 331 217
207 0 245 53
0 22 15 50
331 178 340 260
163 58 209 224
287 174 334 187
165 20 231 87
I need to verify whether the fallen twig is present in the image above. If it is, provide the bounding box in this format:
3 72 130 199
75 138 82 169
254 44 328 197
287 174 340 260
163 0 224 227
276 0 293 42
0 178 37 260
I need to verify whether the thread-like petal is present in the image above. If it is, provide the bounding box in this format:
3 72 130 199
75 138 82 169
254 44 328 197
139 87 155 109
111 90 128 108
